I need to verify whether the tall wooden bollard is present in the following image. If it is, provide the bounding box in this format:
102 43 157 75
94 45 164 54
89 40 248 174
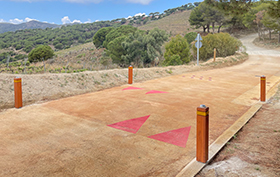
213 48 216 62
196 105 209 163
260 76 266 102
14 77 22 108
128 65 133 84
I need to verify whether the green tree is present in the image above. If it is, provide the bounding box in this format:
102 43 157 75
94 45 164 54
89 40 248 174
184 32 197 44
28 45 54 63
262 12 280 43
107 36 127 66
122 28 168 67
164 35 191 65
122 31 146 67
103 25 137 49
93 27 114 48
205 0 254 15
189 2 226 33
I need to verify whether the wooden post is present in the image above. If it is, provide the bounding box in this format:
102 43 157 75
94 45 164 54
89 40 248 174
213 48 216 62
196 105 209 163
128 65 133 84
14 77 22 108
260 76 266 102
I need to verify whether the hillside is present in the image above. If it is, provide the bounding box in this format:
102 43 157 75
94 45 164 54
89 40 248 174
139 10 193 35
0 21 59 33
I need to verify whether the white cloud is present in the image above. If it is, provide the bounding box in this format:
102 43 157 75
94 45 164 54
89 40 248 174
72 19 82 23
126 0 153 5
95 20 100 22
9 18 24 24
61 16 87 24
61 16 72 24
134 13 147 17
25 17 38 22
84 19 92 23
0 19 5 23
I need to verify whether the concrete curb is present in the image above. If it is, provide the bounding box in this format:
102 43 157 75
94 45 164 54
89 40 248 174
176 82 280 177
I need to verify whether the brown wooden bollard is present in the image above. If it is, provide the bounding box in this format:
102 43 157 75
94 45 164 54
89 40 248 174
128 65 133 84
260 76 266 102
213 48 216 62
14 77 22 108
196 105 209 163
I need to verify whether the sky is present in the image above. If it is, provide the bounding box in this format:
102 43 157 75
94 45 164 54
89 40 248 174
0 0 202 25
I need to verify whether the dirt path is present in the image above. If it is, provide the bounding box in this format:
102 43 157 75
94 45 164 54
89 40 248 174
196 34 280 177
0 34 279 177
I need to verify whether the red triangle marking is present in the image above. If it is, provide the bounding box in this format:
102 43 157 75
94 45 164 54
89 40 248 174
107 115 150 133
146 90 168 94
148 126 191 147
122 87 143 91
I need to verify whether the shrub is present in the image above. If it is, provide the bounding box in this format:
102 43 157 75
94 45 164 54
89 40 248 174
164 35 191 66
192 33 242 61
164 54 182 66
184 32 197 44
28 45 54 63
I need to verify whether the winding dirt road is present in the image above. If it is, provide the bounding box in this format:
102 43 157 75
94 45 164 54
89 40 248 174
0 34 279 177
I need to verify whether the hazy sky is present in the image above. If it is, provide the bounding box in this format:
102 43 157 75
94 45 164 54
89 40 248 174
0 0 202 24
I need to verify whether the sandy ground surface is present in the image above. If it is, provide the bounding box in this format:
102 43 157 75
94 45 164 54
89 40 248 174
197 33 280 177
0 33 279 177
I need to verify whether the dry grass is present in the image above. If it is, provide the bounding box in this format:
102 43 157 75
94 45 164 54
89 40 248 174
139 10 194 36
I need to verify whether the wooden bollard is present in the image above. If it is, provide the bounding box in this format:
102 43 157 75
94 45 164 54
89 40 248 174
128 65 133 84
260 76 266 102
213 48 216 62
14 77 22 108
196 105 209 163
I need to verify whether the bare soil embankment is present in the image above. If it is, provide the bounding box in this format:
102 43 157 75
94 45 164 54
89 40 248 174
0 53 247 111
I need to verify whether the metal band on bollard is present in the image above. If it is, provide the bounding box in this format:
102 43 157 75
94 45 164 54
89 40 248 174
14 77 22 108
128 65 133 84
260 76 266 102
196 104 209 163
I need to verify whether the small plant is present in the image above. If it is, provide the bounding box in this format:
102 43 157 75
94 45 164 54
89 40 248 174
165 69 173 74
94 81 101 85
255 167 260 171
114 74 119 77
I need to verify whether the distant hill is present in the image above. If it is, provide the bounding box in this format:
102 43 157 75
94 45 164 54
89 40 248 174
138 10 193 35
0 21 59 33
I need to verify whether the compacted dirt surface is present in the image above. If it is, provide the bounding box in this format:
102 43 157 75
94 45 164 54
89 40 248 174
0 33 279 177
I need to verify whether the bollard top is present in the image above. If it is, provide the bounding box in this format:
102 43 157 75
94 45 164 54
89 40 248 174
200 104 207 108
